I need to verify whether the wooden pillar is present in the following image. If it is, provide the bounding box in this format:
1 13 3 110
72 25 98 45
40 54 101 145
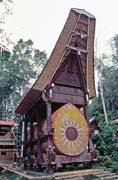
42 90 55 172
84 92 89 124
23 116 28 157
36 106 43 165
21 119 24 157
30 116 33 156
84 104 89 123
46 100 55 173
46 100 52 147
77 51 91 153
76 52 89 123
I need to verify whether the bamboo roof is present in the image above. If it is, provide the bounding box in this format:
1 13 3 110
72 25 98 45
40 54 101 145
16 8 96 115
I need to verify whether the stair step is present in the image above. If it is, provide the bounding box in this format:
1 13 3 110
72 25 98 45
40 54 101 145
100 175 118 180
55 170 105 177
56 175 118 180
55 170 118 180
55 171 111 178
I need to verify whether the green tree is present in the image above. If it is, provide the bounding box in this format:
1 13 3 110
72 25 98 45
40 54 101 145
89 35 118 122
0 0 13 45
92 121 118 170
0 39 47 119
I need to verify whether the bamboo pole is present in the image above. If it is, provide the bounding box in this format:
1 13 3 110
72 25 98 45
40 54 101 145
97 69 108 124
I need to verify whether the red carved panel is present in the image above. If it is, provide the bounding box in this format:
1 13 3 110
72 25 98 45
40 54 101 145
50 85 85 105
54 54 83 88
55 153 91 164
51 92 84 105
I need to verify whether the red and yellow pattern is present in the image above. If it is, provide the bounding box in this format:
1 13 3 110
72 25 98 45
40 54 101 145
52 103 89 156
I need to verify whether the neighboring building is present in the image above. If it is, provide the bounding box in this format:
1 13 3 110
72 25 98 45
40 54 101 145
0 120 16 163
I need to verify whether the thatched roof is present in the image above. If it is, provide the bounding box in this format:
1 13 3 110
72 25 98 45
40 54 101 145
16 8 96 115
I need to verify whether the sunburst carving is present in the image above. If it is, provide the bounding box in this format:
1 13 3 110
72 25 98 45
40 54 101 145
52 103 89 156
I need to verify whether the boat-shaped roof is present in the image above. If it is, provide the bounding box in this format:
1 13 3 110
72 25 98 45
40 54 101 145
16 8 96 115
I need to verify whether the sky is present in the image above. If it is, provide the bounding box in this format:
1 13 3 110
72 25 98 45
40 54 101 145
2 0 118 57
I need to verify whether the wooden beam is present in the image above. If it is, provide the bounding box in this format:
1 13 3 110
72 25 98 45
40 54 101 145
66 45 88 54
79 19 89 25
72 31 88 38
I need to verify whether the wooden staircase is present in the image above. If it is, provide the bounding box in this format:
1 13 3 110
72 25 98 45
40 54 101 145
1 162 118 180
55 169 118 180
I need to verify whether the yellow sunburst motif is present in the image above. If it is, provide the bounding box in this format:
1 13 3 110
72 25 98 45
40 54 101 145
52 103 89 156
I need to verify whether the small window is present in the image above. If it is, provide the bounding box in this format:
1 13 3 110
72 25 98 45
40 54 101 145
1 151 6 155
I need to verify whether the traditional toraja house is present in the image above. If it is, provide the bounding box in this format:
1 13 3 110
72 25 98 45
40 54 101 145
0 120 16 163
16 8 96 172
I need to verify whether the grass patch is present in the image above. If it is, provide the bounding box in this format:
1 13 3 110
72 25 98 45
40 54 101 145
111 161 118 174
2 171 24 180
26 170 53 177
82 174 101 180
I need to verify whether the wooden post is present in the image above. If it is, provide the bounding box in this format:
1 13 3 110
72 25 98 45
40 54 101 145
23 115 28 170
76 52 89 123
23 116 27 157
21 118 24 157
30 116 33 156
77 51 91 153
36 106 43 167
46 100 52 146
46 100 53 173
84 104 89 124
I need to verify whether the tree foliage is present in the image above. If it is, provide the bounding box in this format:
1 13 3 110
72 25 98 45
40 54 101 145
89 35 118 121
93 122 118 160
0 39 47 119
89 35 118 170
0 0 13 45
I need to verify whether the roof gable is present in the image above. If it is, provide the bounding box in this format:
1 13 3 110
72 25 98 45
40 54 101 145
53 53 83 88
16 8 96 115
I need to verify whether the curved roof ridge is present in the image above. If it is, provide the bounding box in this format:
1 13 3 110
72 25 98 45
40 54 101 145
72 8 95 19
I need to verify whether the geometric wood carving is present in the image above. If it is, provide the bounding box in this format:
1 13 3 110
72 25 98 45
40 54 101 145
54 53 84 88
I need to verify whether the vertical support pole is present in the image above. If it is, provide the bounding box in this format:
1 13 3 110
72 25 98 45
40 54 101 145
76 52 89 122
30 116 33 156
36 105 43 168
23 115 27 157
84 104 89 124
46 100 52 147
21 118 24 157
84 93 89 124
97 70 108 124
37 106 40 156
76 51 91 153
46 100 53 173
